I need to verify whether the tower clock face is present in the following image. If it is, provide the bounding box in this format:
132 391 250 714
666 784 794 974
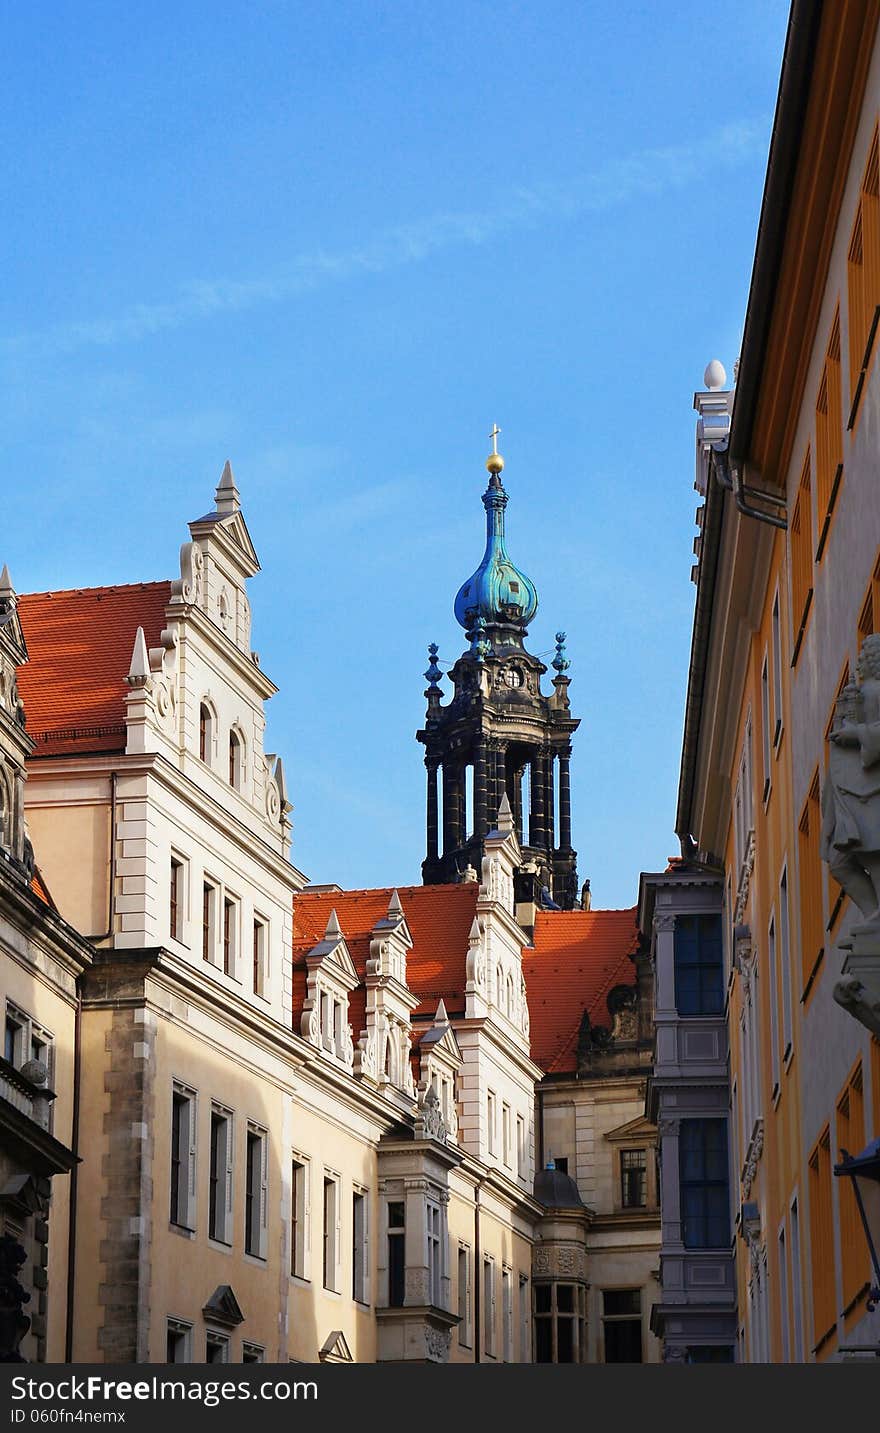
500 666 522 688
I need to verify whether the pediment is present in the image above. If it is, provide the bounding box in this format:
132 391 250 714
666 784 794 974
306 934 359 989
188 509 261 574
0 607 27 667
604 1114 657 1145
202 1285 245 1327
319 1329 353 1363
419 1024 462 1065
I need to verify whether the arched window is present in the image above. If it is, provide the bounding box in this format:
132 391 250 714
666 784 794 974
229 729 243 789
507 974 515 1019
384 1035 394 1082
199 704 212 764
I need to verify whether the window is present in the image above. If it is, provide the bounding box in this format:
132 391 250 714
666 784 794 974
790 449 814 660
483 1258 496 1357
291 1156 309 1280
487 1091 496 1157
815 309 843 555
202 882 217 965
427 1201 441 1306
322 1172 339 1291
847 125 880 420
779 1225 790 1363
768 917 780 1097
780 869 793 1058
808 1127 835 1353
688 1345 735 1363
199 704 212 764
791 1197 805 1361
502 1103 511 1167
229 730 242 789
535 1282 585 1363
519 1275 530 1362
673 913 723 1016
620 1149 647 1208
253 918 267 997
4 1004 53 1082
554 1156 569 1175
516 1115 526 1181
352 1189 368 1304
166 1319 192 1363
205 1331 229 1364
798 771 824 991
3 1009 21 1066
241 1344 264 1364
245 1124 268 1259
837 1063 867 1314
170 855 185 941
761 655 772 800
170 1084 196 1230
208 1106 233 1244
458 1246 471 1347
603 1288 642 1363
222 895 238 977
772 590 784 745
679 1119 729 1249
387 1200 405 1307
502 1269 513 1361
733 720 754 873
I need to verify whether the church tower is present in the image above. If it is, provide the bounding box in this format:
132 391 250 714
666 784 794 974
417 430 581 910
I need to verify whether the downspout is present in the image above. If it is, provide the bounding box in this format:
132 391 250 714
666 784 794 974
64 990 82 1362
713 448 787 530
473 1181 481 1363
536 1086 545 1173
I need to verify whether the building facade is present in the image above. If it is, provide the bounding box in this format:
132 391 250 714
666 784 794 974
656 0 880 1363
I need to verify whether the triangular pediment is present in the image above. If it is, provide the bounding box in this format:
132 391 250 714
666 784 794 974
188 509 261 574
419 1023 462 1064
319 1329 353 1363
202 1285 245 1327
0 575 28 666
306 934 359 989
604 1114 657 1144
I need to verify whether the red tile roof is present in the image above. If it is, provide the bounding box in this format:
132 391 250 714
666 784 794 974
292 883 480 1040
17 583 171 755
293 885 640 1077
524 908 640 1074
30 865 55 909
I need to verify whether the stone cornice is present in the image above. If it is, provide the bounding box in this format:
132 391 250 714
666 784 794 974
168 602 278 699
0 861 93 992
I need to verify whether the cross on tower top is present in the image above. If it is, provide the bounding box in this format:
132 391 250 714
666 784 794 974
489 423 501 455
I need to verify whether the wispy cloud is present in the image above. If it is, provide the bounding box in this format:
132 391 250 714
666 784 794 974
5 119 768 358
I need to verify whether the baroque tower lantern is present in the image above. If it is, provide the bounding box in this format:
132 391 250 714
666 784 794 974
417 429 580 910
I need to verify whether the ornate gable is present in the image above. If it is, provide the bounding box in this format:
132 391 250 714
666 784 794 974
300 910 359 1071
417 999 462 1143
202 1285 245 1327
604 1115 657 1145
355 890 419 1102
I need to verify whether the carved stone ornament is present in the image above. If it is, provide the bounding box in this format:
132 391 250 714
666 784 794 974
657 1117 680 1138
342 1023 355 1072
355 1030 377 1081
741 1118 764 1198
425 1327 451 1361
405 1268 429 1304
171 541 204 604
821 634 880 930
653 912 676 933
662 1344 688 1364
415 1086 447 1143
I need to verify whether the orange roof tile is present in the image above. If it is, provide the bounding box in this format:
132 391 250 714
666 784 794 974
292 883 480 1039
524 908 639 1074
17 583 171 755
30 865 55 909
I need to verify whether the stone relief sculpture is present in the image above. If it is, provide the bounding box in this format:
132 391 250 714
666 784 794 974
821 635 880 929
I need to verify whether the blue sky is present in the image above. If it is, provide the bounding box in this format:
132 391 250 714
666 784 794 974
3 0 790 905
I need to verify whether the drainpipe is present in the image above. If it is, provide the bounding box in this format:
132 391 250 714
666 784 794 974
473 1181 481 1364
713 447 787 530
64 990 82 1362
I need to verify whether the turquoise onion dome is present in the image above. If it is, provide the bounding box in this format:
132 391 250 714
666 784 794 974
453 437 538 637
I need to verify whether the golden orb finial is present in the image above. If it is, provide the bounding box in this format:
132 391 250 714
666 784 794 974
486 422 504 475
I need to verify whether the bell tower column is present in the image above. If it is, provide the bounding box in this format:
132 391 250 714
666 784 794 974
474 740 488 840
558 746 573 850
426 757 439 864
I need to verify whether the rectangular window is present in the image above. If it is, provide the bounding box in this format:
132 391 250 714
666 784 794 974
772 591 784 745
516 1114 526 1180
768 917 780 1097
502 1269 513 1361
791 1197 804 1361
322 1173 339 1291
483 1258 496 1357
166 1319 192 1363
245 1124 268 1259
847 126 880 418
222 895 238 977
352 1189 368 1304
3 1010 22 1066
502 1103 511 1167
427 1201 441 1306
487 1091 496 1157
808 1127 836 1353
241 1344 264 1364
554 1156 569 1175
780 869 793 1057
673 913 723 1016
170 855 184 941
291 1156 309 1280
798 771 824 991
170 1083 196 1229
815 309 843 554
779 1225 790 1363
253 918 267 997
603 1288 642 1363
4 1004 53 1085
387 1200 405 1307
790 449 814 660
620 1149 647 1208
458 1246 471 1347
208 1105 233 1244
679 1119 729 1249
202 882 216 964
519 1275 530 1362
205 1331 229 1364
761 656 772 800
837 1064 867 1313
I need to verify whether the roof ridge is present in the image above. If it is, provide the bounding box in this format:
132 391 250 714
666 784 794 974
20 580 171 601
296 881 474 900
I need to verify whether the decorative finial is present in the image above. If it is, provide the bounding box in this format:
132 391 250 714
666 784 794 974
470 614 492 663
424 642 442 687
486 423 504 478
552 631 570 674
215 459 241 516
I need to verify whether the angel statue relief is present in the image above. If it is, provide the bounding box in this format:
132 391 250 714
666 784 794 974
821 634 880 931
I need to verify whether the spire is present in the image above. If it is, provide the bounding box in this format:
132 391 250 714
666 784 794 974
0 564 13 597
215 460 241 517
125 627 150 687
552 631 570 675
453 428 538 639
496 791 515 835
324 908 343 941
424 643 442 688
387 889 404 922
434 998 449 1025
